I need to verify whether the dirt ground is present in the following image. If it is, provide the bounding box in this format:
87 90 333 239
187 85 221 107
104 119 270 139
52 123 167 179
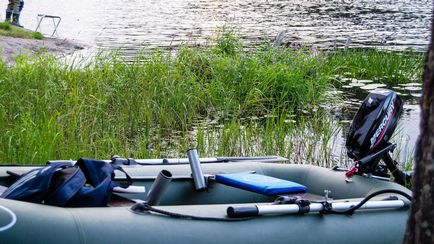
0 36 85 64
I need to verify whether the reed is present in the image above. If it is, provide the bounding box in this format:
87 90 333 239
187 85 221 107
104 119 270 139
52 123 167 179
324 49 423 86
0 34 424 165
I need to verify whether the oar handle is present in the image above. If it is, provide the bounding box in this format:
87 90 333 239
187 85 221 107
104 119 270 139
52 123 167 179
227 206 259 218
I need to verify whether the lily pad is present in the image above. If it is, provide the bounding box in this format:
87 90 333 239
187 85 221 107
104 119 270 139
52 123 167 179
404 86 422 91
399 82 422 87
360 83 387 90
347 82 365 87
355 79 374 83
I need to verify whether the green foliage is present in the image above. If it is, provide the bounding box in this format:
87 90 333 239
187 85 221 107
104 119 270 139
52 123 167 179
0 22 12 30
0 21 45 39
32 32 44 40
325 49 423 86
0 33 424 164
213 29 242 56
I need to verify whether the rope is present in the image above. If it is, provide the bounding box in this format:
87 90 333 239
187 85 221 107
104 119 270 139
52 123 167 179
322 189 411 215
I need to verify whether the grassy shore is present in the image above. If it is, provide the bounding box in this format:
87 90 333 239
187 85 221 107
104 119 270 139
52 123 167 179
0 22 44 39
0 33 424 164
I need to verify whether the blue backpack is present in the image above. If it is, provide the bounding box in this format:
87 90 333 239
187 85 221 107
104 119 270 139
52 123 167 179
1 158 132 207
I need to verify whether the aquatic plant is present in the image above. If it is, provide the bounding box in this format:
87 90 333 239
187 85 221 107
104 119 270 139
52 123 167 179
325 49 423 86
0 34 424 165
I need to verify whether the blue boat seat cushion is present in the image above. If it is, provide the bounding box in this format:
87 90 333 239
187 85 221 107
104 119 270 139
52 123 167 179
214 172 307 196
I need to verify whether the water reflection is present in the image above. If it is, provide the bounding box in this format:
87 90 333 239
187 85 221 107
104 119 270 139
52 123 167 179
21 0 431 57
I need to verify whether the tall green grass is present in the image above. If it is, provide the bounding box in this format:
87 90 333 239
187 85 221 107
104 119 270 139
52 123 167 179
193 113 340 166
325 49 423 86
0 34 424 165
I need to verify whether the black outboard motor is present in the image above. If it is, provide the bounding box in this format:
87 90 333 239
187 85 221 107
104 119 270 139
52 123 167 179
346 89 402 159
345 89 406 185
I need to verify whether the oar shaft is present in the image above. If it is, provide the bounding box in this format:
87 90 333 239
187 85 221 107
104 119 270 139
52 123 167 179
228 200 408 218
49 156 288 165
258 200 407 213
331 200 406 210
135 156 288 164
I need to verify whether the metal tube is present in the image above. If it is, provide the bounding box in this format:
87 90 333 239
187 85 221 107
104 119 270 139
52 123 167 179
331 200 406 210
48 156 289 165
145 170 172 206
228 200 408 218
257 204 302 214
187 148 207 191
258 200 406 215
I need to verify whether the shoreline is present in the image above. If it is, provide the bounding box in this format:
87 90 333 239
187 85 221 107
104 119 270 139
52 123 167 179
0 36 85 64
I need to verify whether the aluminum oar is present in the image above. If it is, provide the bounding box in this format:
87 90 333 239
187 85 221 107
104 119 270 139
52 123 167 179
227 199 411 218
48 155 288 165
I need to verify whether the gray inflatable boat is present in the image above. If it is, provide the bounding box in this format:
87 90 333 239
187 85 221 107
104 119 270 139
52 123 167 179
0 158 410 244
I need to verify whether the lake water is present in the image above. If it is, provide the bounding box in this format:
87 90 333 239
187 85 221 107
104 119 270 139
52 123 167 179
17 0 430 163
20 0 432 52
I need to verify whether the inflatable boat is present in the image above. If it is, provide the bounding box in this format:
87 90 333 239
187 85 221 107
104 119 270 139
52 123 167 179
0 89 412 243
0 159 411 244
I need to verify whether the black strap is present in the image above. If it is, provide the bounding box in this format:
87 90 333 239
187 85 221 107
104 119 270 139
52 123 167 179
297 200 311 214
111 156 137 166
319 201 333 214
112 165 133 188
130 203 253 222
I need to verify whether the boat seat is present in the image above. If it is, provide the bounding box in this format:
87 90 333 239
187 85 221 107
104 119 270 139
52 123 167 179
214 172 307 196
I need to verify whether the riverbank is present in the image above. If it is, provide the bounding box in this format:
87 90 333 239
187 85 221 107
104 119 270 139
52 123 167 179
0 35 85 64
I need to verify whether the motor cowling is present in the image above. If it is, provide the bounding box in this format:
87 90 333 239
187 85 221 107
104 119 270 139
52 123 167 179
346 89 403 160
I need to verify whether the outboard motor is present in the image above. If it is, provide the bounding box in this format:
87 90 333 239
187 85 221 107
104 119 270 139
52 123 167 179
346 89 402 159
345 89 407 185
